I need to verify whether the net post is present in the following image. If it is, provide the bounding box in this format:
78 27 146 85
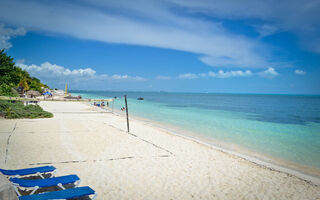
124 95 130 133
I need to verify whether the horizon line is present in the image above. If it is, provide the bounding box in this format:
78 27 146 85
68 89 320 96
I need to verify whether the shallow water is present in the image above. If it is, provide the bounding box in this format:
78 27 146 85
72 91 320 171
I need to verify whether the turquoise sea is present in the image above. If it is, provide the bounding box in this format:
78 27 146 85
72 91 320 174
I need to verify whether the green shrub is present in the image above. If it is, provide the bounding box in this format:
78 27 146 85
0 100 53 119
0 84 19 97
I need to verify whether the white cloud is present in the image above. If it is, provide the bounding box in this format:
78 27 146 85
166 69 253 80
159 68 283 80
0 0 282 68
111 74 146 81
208 70 253 78
258 67 279 78
0 24 26 49
16 62 146 86
18 62 96 78
111 74 128 80
294 69 306 75
178 73 199 79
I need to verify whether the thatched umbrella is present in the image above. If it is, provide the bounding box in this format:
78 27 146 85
26 90 41 98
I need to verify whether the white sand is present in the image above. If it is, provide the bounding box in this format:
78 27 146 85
1 101 320 199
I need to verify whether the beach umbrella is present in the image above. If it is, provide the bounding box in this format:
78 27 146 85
26 90 41 97
43 91 52 95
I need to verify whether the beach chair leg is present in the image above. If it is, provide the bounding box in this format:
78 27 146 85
91 192 97 200
13 184 22 196
30 186 39 195
57 183 66 190
51 169 57 177
37 172 45 179
75 180 81 187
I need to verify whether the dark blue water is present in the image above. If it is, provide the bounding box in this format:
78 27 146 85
73 91 320 125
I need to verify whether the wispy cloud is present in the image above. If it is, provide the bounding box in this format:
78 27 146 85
254 24 280 38
168 69 255 80
171 0 320 53
294 69 306 75
0 24 26 49
0 0 283 68
111 74 146 81
156 76 172 80
178 73 199 79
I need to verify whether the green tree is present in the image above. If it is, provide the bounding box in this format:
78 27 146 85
29 78 42 92
19 77 29 91
0 49 23 86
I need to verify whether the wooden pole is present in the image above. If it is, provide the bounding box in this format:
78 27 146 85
124 95 130 133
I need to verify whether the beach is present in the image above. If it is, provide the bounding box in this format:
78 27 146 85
1 101 320 199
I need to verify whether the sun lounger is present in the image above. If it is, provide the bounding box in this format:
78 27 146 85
18 186 97 200
0 166 56 178
10 175 80 196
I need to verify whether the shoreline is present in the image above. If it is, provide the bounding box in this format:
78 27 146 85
100 103 320 185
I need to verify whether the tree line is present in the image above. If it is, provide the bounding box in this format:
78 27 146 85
0 49 49 96
0 49 53 119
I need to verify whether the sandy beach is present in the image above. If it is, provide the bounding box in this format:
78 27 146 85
1 101 320 199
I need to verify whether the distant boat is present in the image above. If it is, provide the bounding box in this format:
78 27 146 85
137 97 144 100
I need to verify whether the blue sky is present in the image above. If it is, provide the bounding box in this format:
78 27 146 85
0 0 320 94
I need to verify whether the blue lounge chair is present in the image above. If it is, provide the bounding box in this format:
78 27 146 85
18 186 97 200
10 175 81 196
0 166 56 178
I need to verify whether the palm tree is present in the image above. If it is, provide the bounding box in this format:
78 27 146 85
18 77 29 94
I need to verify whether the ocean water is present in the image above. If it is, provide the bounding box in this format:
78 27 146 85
72 91 320 172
